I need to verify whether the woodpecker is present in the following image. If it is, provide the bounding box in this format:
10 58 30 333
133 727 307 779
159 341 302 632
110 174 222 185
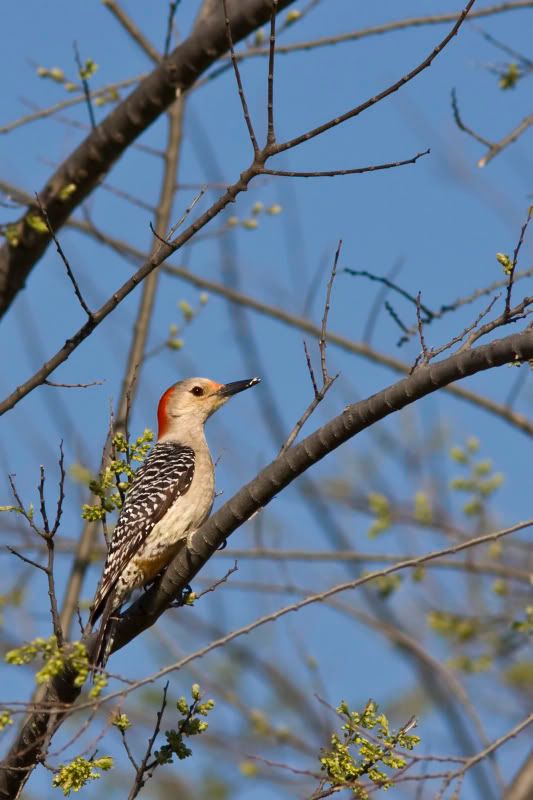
89 376 260 670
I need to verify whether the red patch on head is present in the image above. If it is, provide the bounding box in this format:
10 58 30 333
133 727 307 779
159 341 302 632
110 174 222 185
157 385 175 440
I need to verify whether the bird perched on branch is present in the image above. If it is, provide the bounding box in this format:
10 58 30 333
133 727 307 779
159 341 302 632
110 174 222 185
89 376 260 671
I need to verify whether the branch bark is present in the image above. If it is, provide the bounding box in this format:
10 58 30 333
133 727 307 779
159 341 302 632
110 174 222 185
1 326 532 798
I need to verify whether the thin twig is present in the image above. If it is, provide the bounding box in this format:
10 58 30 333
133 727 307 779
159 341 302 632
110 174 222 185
262 149 430 177
425 295 499 360
44 379 103 388
385 301 410 335
164 1 181 58
345 267 434 319
127 682 169 800
34 195 93 318
6 547 47 573
320 241 341 383
451 89 492 147
415 291 429 365
222 0 259 152
266 0 278 144
478 114 533 167
120 728 139 772
435 714 533 797
279 244 341 454
0 74 143 135
195 561 239 599
73 42 96 130
362 259 404 344
505 208 532 317
102 0 160 63
303 340 319 398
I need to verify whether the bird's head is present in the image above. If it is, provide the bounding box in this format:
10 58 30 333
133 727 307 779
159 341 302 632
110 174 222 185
157 376 260 440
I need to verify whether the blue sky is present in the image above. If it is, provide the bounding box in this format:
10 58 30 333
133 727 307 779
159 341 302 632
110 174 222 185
1 2 532 798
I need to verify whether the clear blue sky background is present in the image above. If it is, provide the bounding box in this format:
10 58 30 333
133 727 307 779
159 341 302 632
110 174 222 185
1 2 532 798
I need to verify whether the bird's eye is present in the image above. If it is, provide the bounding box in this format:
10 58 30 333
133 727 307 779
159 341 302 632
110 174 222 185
191 386 204 397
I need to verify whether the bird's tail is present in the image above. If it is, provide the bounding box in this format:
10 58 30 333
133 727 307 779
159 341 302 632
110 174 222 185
91 598 117 678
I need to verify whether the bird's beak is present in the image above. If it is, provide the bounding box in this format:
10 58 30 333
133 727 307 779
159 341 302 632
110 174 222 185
216 377 261 397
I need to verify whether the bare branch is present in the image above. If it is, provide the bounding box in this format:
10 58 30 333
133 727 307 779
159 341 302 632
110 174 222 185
478 113 533 168
163 1 180 58
72 42 96 130
34 194 93 319
222 0 259 152
320 241 340 384
43 379 103 389
303 341 319 398
262 149 430 177
127 682 168 800
102 0 160 63
505 208 532 318
266 0 278 145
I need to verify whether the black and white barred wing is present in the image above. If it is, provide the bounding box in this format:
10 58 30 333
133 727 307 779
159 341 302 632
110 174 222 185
90 442 195 624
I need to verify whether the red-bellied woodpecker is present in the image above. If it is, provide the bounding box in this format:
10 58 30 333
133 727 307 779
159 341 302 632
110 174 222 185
89 376 260 670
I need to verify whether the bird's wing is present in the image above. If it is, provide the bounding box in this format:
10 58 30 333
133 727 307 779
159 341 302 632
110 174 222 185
89 442 195 624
